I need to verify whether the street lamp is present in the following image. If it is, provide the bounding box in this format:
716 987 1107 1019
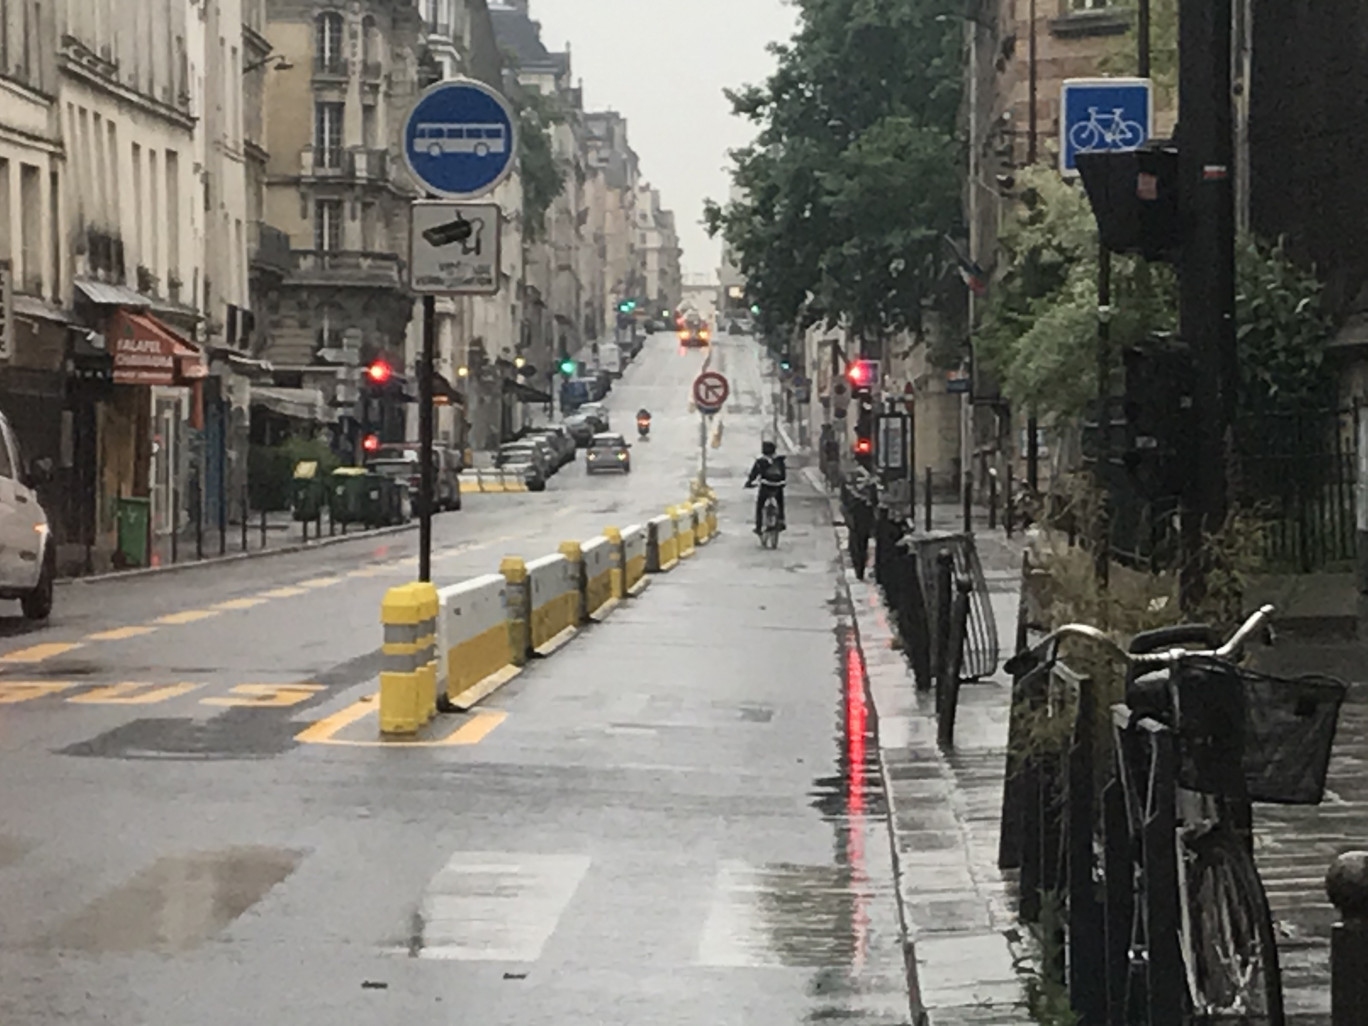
242 53 293 74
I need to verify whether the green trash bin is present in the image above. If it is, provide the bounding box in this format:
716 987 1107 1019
116 496 151 568
290 460 325 522
330 467 369 524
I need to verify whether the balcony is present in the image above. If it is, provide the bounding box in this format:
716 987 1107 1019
344 147 390 182
361 60 384 82
250 222 292 277
313 56 349 82
288 250 404 289
300 145 343 176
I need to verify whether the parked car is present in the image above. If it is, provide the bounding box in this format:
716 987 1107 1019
367 444 462 512
579 403 611 433
562 413 595 447
0 409 54 619
585 432 631 475
560 377 603 412
496 439 556 481
496 450 546 492
528 426 575 467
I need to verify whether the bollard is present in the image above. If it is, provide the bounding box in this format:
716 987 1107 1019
219 496 227 557
412 582 439 724
988 472 998 530
604 527 627 600
379 584 423 735
933 550 955 689
260 507 267 549
500 557 530 666
924 467 933 531
559 541 587 625
936 574 973 749
1328 851 1368 1026
241 488 249 552
962 479 972 533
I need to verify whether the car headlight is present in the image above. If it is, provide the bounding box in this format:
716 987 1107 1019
616 452 627 461
587 452 598 460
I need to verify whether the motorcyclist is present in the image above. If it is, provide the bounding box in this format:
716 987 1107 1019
636 408 651 437
745 440 787 534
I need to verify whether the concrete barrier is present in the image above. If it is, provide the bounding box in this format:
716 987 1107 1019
674 504 696 559
581 535 617 620
621 524 649 595
436 573 521 710
706 498 718 537
379 583 436 735
527 553 578 654
692 501 710 544
648 514 678 572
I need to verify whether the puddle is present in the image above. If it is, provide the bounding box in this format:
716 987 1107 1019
49 847 301 954
59 714 302 760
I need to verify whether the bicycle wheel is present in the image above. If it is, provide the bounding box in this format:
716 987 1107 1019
1181 827 1285 1025
1069 119 1102 152
1117 119 1146 148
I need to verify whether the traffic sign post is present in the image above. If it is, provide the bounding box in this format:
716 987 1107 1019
692 371 729 487
402 79 520 582
1060 77 1152 176
410 201 501 295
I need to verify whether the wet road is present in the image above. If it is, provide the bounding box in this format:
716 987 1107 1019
0 334 913 1024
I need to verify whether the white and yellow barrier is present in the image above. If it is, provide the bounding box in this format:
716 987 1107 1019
674 504 696 559
692 501 711 544
437 574 521 711
580 535 617 620
648 513 678 572
527 553 578 655
379 583 438 736
621 524 649 595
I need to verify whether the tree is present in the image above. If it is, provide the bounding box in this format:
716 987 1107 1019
514 90 566 242
704 0 965 345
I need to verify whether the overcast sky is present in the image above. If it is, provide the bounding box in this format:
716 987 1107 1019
531 0 799 280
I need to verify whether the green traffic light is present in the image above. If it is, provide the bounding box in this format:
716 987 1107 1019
750 304 760 316
558 358 576 375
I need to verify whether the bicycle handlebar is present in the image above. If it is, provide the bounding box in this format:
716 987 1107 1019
1022 604 1275 669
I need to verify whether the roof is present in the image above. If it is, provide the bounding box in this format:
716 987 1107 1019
489 5 568 75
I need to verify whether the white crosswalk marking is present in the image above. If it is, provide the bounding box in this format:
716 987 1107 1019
415 852 590 961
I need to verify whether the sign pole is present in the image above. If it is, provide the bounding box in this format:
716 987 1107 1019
700 413 708 486
419 294 436 583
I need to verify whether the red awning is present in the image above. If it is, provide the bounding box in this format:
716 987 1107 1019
110 310 207 386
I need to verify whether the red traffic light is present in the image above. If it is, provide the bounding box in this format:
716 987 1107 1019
846 359 878 388
362 433 380 453
366 360 393 385
854 437 873 456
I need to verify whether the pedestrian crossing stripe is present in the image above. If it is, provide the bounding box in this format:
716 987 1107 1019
68 682 203 705
294 697 506 747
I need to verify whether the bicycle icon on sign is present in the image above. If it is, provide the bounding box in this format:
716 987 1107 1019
1068 107 1146 153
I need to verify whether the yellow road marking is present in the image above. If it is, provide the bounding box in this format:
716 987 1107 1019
294 697 507 747
201 683 326 708
260 586 308 599
0 642 83 664
298 576 343 589
346 567 390 578
0 682 74 703
84 626 158 642
69 682 202 705
212 597 269 611
154 609 220 625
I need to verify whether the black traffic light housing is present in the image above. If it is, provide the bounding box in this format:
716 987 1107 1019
1076 145 1180 263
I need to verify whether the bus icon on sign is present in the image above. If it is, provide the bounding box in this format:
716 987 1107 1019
413 123 508 159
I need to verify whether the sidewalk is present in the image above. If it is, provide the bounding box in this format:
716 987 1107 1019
822 481 1032 1024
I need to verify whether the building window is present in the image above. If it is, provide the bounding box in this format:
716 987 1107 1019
315 199 343 252
315 11 344 73
314 102 343 168
1069 0 1115 8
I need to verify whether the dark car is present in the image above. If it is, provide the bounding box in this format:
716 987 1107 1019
562 413 595 447
528 426 576 468
585 432 631 475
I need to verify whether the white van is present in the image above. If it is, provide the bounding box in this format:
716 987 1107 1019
599 341 622 378
0 410 54 619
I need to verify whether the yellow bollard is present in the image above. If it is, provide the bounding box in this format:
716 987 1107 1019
501 557 530 666
412 582 439 724
379 583 423 735
707 498 719 537
604 527 626 600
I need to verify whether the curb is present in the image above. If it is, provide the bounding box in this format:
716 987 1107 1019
59 522 418 587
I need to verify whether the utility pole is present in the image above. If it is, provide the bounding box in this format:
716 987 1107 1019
1177 0 1236 610
1025 0 1040 493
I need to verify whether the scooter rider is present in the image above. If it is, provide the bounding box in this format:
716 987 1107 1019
745 440 787 534
636 408 651 437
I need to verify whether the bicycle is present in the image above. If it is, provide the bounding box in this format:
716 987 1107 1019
745 482 783 549
1008 606 1347 1026
1069 106 1146 152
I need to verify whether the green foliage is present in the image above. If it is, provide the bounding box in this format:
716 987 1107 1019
248 436 340 512
515 90 566 243
704 0 965 342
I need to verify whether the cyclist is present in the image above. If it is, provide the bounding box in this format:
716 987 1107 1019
745 440 787 534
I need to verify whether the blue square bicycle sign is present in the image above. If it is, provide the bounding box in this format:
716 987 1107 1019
1060 77 1152 175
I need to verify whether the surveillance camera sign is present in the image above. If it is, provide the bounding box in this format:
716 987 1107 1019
409 201 501 295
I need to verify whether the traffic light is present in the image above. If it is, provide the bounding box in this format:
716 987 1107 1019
558 355 576 376
617 299 637 313
1076 147 1181 263
779 356 792 372
366 358 393 386
750 304 761 316
846 359 879 392
362 433 380 454
853 391 875 462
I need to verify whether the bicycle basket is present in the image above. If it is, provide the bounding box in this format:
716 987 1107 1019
1175 657 1347 805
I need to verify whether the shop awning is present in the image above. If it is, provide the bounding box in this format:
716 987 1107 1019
250 385 338 423
433 371 465 405
12 294 78 326
109 309 207 386
503 378 552 403
75 279 152 308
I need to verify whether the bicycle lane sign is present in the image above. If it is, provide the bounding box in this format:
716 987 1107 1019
1060 77 1152 177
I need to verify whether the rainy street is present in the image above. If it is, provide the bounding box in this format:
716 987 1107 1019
0 334 913 1025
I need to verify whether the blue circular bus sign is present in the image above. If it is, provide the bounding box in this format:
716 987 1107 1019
402 79 518 200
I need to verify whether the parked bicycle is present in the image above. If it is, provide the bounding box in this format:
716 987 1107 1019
1008 605 1347 1026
